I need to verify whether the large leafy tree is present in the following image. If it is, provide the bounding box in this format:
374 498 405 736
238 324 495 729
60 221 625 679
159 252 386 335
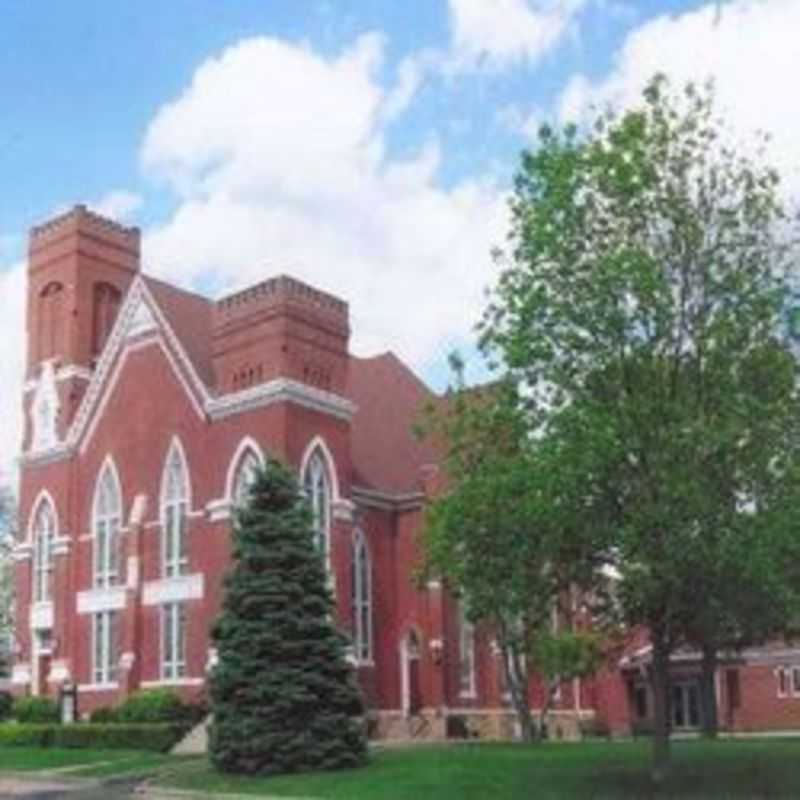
209 459 367 776
421 367 611 742
480 76 800 779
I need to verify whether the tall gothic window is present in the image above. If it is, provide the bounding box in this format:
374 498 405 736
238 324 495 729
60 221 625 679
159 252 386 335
232 447 261 507
92 610 117 685
161 602 186 680
458 601 476 698
302 448 332 564
38 282 64 362
351 530 372 662
32 498 56 604
93 460 122 588
92 282 122 357
161 440 189 578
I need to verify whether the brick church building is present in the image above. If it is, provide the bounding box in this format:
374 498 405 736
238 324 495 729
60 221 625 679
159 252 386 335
11 205 800 739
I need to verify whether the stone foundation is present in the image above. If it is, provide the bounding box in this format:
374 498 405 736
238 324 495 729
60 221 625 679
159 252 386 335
369 708 596 742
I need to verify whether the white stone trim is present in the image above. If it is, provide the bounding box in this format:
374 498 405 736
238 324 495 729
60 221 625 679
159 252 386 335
299 436 341 501
206 498 231 522
51 536 71 556
208 379 355 423
141 677 204 688
76 585 128 614
12 543 33 562
26 489 60 545
333 498 356 523
30 602 54 631
127 298 158 339
78 682 119 693
47 659 70 683
224 436 266 503
142 573 204 606
24 363 93 394
351 485 425 512
11 663 31 685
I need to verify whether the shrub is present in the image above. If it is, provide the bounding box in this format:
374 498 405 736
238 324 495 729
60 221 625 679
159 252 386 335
89 706 118 724
0 691 14 722
0 723 185 752
116 688 197 725
13 696 60 724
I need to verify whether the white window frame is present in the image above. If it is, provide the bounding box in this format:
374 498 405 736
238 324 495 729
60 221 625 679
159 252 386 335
352 530 372 663
302 449 332 565
777 666 790 698
92 610 117 685
31 497 56 604
92 459 122 589
792 666 800 697
161 602 186 681
458 602 477 699
160 439 190 579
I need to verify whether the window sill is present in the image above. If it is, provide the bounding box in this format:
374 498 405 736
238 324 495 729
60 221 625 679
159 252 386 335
459 691 477 700
78 682 119 693
141 677 204 688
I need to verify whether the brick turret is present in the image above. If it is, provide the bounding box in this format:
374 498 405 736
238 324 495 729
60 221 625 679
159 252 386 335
212 275 350 395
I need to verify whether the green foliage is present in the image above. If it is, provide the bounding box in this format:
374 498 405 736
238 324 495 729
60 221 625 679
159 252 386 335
478 73 800 776
0 690 13 721
88 706 118 724
116 688 202 725
532 631 603 684
0 722 184 752
13 696 60 723
208 458 367 776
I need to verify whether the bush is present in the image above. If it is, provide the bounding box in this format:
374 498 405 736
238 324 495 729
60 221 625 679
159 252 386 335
88 706 118 724
0 691 13 722
13 696 60 724
116 688 200 725
0 723 185 752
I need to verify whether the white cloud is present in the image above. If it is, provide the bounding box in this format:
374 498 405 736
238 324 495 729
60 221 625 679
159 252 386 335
0 263 25 489
556 0 800 198
89 190 142 221
446 0 586 71
142 34 507 367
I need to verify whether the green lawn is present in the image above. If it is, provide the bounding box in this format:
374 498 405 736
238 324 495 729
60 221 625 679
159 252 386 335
0 746 177 776
157 739 800 799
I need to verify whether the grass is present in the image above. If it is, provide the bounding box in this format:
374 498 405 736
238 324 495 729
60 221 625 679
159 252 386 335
156 738 800 799
0 746 178 776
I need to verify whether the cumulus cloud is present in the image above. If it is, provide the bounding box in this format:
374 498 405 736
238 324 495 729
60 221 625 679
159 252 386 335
141 34 507 367
89 190 143 221
556 0 800 198
446 0 586 71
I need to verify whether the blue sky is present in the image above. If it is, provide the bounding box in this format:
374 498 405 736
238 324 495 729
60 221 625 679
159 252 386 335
2 0 798 480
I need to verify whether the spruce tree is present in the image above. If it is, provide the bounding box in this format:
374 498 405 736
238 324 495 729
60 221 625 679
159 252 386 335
208 458 367 775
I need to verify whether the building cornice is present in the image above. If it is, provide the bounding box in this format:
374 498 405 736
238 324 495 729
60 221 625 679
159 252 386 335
207 377 355 422
351 485 425 512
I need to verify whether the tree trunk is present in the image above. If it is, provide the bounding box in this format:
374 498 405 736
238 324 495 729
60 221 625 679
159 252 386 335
700 644 718 739
650 632 672 784
503 642 536 742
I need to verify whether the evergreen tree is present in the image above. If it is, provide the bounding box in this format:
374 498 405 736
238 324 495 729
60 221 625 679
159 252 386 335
208 458 367 775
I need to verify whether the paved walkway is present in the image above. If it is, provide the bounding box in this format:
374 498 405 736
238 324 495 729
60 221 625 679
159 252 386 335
0 775 140 798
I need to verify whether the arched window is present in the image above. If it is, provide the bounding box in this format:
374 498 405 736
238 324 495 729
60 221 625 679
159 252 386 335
31 498 56 604
302 449 332 563
351 530 372 662
161 440 189 578
92 282 122 357
93 460 122 588
38 282 64 362
232 448 261 507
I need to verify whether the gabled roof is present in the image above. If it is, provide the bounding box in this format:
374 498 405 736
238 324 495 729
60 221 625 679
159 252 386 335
347 352 439 495
142 276 216 390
